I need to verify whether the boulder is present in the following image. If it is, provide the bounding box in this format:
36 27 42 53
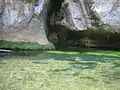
0 0 51 45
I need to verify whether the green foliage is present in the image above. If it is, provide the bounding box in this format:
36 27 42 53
23 0 35 3
0 40 55 51
42 43 55 50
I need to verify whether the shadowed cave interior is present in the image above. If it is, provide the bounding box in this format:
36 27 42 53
47 0 120 51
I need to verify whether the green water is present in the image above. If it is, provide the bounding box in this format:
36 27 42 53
0 50 120 90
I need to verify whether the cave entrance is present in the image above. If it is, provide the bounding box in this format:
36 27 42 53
48 0 66 50
48 0 97 51
48 0 88 51
48 0 96 51
51 0 64 12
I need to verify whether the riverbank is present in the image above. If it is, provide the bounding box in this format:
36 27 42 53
0 40 55 51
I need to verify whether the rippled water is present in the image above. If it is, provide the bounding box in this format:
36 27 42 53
0 50 120 90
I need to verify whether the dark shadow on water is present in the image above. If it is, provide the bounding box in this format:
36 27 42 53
67 72 80 76
32 61 48 64
51 68 72 72
0 62 6 64
0 50 120 65
80 76 98 82
113 62 120 68
69 61 97 69
0 62 6 68
103 71 120 84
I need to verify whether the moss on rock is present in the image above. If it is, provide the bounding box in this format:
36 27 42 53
23 0 35 3
0 40 55 51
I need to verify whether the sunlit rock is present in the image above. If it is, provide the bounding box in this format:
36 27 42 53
0 0 51 45
56 0 120 32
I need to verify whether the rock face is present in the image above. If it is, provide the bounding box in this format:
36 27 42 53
56 0 120 32
0 0 4 14
0 0 120 49
0 0 50 45
93 0 120 27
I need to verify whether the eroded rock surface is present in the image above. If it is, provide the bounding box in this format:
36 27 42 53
1 0 120 49
0 0 51 45
56 0 120 32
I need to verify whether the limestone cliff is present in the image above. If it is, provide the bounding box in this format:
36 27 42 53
55 0 120 32
0 0 120 49
0 0 50 45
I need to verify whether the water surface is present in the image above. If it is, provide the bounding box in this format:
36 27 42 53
0 50 120 90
